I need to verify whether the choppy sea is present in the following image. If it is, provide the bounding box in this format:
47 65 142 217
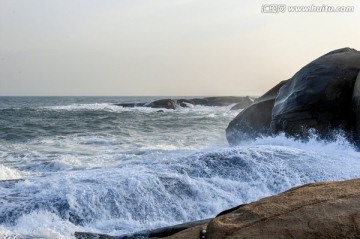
0 96 360 238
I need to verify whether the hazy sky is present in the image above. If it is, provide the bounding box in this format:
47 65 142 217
1 0 360 96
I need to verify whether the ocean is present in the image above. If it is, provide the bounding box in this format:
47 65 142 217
0 96 360 239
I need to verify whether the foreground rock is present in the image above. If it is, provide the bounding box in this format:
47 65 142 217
115 96 253 110
167 178 360 239
227 47 360 144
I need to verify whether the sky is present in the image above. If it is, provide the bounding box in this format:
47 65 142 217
1 0 360 96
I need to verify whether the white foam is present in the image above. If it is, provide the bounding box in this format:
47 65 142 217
43 103 239 115
2 136 360 237
0 164 22 180
6 211 80 239
44 103 126 112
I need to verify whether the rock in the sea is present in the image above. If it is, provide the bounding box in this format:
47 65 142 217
271 48 360 139
115 96 253 110
226 47 360 145
146 99 177 110
114 103 146 108
226 81 287 144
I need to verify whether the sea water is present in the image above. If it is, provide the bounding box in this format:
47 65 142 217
0 96 359 239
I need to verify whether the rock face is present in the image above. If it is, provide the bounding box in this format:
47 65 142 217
271 48 360 138
352 73 360 144
226 81 287 144
205 178 360 239
226 48 360 145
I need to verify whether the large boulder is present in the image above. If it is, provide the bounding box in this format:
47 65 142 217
226 80 287 145
226 48 360 145
205 178 360 239
271 48 360 139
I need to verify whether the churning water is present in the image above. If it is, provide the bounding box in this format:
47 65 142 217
0 96 360 239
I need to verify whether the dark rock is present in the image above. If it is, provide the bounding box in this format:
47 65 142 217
227 47 360 145
177 99 195 107
156 110 165 113
75 232 117 239
146 99 177 110
255 80 288 103
229 96 254 110
352 72 360 144
114 97 253 110
271 48 360 139
114 103 146 108
226 81 287 145
75 219 211 239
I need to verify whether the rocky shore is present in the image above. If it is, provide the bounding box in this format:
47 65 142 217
76 48 360 238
